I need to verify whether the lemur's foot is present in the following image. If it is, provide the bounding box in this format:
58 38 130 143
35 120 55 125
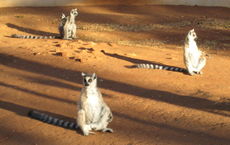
194 71 203 75
198 71 203 75
82 125 96 136
82 130 96 136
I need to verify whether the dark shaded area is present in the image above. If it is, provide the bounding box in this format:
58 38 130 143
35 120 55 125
0 81 76 104
0 53 229 117
0 53 82 83
6 23 58 36
114 112 230 145
0 100 75 123
0 125 54 145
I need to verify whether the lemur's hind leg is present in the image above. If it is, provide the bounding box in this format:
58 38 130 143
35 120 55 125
63 27 72 40
64 33 72 40
194 57 206 74
72 26 77 39
77 109 95 136
90 106 113 133
63 33 69 40
186 63 196 76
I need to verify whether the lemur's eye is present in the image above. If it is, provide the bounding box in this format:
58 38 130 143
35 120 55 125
88 79 92 83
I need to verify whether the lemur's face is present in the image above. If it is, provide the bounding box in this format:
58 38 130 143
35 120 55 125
82 72 97 87
71 8 78 16
188 29 198 41
60 13 67 25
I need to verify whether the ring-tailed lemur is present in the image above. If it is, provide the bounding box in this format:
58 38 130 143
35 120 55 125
11 8 78 40
184 29 206 75
77 72 113 136
62 8 78 40
58 13 68 39
28 72 113 136
137 29 206 75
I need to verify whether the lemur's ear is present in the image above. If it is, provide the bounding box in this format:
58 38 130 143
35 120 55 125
92 73 97 79
81 72 86 77
61 13 66 19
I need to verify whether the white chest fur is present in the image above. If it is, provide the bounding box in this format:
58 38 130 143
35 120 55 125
185 40 202 66
87 90 100 106
85 88 101 122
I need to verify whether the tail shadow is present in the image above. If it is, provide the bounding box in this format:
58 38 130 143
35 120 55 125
6 23 58 36
101 50 187 74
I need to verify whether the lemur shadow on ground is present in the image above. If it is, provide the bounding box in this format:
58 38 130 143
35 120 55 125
6 23 58 36
101 50 162 65
101 50 187 74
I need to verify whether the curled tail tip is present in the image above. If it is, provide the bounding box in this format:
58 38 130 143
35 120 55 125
11 34 19 38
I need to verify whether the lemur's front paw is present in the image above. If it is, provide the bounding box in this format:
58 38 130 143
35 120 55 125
197 71 203 75
82 131 96 136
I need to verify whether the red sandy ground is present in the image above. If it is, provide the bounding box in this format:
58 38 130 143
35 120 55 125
0 5 230 145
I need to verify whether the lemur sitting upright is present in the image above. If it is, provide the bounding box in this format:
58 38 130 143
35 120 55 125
137 29 207 75
28 72 113 136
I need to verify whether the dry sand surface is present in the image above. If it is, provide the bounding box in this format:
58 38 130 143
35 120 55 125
0 5 230 145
